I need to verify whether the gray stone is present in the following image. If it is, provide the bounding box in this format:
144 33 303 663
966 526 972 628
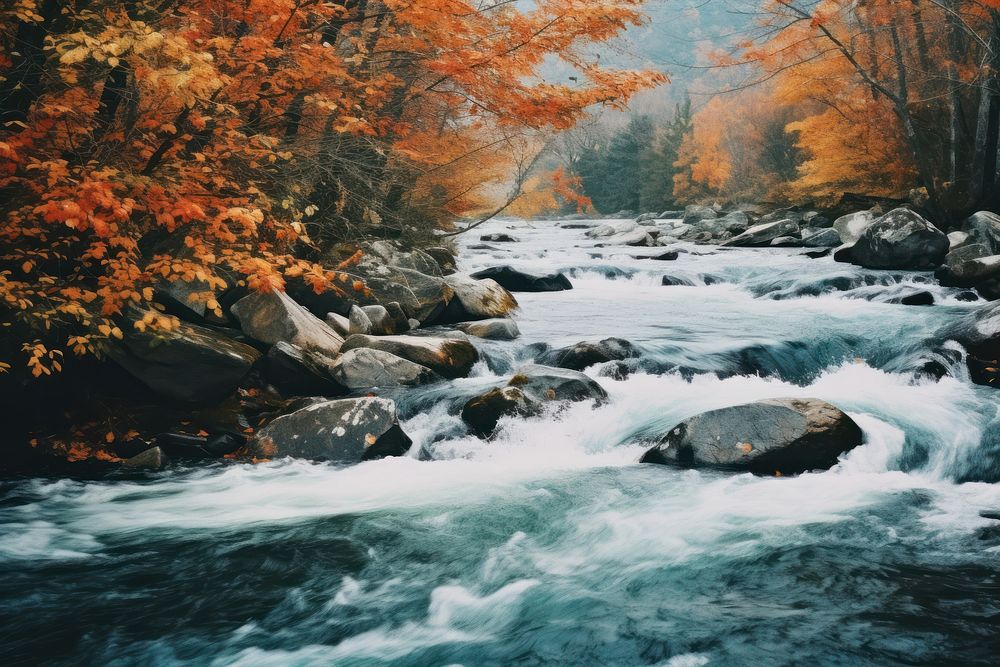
123 446 169 470
457 318 521 340
231 290 344 356
461 387 539 437
682 205 717 226
340 334 478 378
843 208 948 270
348 304 373 335
331 348 439 390
948 231 972 251
722 219 799 247
802 228 842 248
538 337 639 371
508 364 608 403
963 211 1000 254
640 398 863 475
833 210 877 245
361 305 397 335
438 274 518 323
325 312 351 337
264 341 344 397
249 397 411 462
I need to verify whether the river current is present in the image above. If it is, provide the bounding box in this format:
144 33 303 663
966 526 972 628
2 218 999 665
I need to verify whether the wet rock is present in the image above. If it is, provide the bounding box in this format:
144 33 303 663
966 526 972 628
900 291 935 306
155 431 245 458
461 387 539 437
264 341 345 396
804 248 833 259
833 210 877 245
956 291 981 302
840 208 948 270
480 233 519 243
231 290 344 355
963 211 1000 254
340 334 478 378
331 348 439 390
457 318 520 340
682 205 718 226
948 231 972 251
123 446 169 470
599 228 655 247
508 364 608 403
936 247 1000 288
769 236 800 247
109 316 260 403
802 228 842 248
423 246 458 275
639 250 679 261
538 337 639 371
718 211 750 234
437 274 518 323
659 210 684 219
385 301 412 333
640 398 864 475
358 265 454 324
249 397 411 462
470 266 572 292
326 312 351 337
722 219 799 247
587 220 637 238
760 207 804 224
363 240 444 277
661 275 696 286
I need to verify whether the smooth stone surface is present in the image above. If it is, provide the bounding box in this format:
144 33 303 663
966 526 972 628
340 334 479 379
331 348 439 390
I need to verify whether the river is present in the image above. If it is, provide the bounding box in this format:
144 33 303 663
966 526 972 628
2 217 1000 665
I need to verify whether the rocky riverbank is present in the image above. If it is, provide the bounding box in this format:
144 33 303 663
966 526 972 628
7 203 1000 477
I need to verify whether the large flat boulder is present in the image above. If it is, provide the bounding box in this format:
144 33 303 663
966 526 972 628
331 347 439 390
231 290 344 356
840 208 948 270
249 397 411 462
640 398 864 475
263 341 345 397
470 266 572 292
109 316 260 403
963 211 1000 254
340 334 478 378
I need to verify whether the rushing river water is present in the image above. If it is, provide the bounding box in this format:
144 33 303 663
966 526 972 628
3 218 1000 666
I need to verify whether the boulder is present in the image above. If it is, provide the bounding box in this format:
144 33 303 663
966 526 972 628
423 246 458 275
586 220 638 239
948 231 972 251
722 219 799 247
231 290 344 356
457 318 521 340
599 228 655 247
461 365 607 437
363 240 443 276
480 233 519 243
357 265 454 324
461 387 539 437
833 210 877 245
384 301 412 333
264 341 345 396
326 312 351 337
841 208 949 270
640 398 864 475
538 337 639 371
963 211 1000 254
760 207 804 224
348 304 373 335
122 446 169 471
361 305 398 335
340 334 478 378
718 211 750 234
636 212 660 222
470 266 572 292
109 316 260 403
437 274 518 323
659 210 684 219
249 397 412 462
801 228 842 248
682 205 717 226
331 348 439 390
899 291 935 306
937 245 1000 287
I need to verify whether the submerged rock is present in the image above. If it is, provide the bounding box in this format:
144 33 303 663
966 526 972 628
480 233 519 243
340 334 478 378
249 397 411 462
470 266 572 292
461 364 608 436
840 208 948 270
640 398 864 475
538 337 639 371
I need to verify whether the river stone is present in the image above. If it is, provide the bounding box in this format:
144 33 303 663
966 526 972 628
470 266 572 292
538 337 639 371
480 233 519 243
600 228 655 247
833 210 877 245
108 315 261 403
364 240 443 276
718 211 750 234
347 304 373 335
457 318 521 340
123 446 169 471
326 312 351 337
340 334 478 378
424 246 457 274
640 398 863 475
331 348 439 390
249 397 411 462
587 220 637 238
963 211 1000 254
264 341 345 397
802 228 842 248
461 387 539 437
360 265 454 324
682 205 717 226
508 364 608 403
937 246 1000 287
361 305 396 335
948 231 972 251
722 219 799 247
437 274 518 323
843 208 949 270
231 290 344 356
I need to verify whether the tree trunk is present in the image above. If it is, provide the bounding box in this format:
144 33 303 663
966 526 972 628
0 0 62 127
